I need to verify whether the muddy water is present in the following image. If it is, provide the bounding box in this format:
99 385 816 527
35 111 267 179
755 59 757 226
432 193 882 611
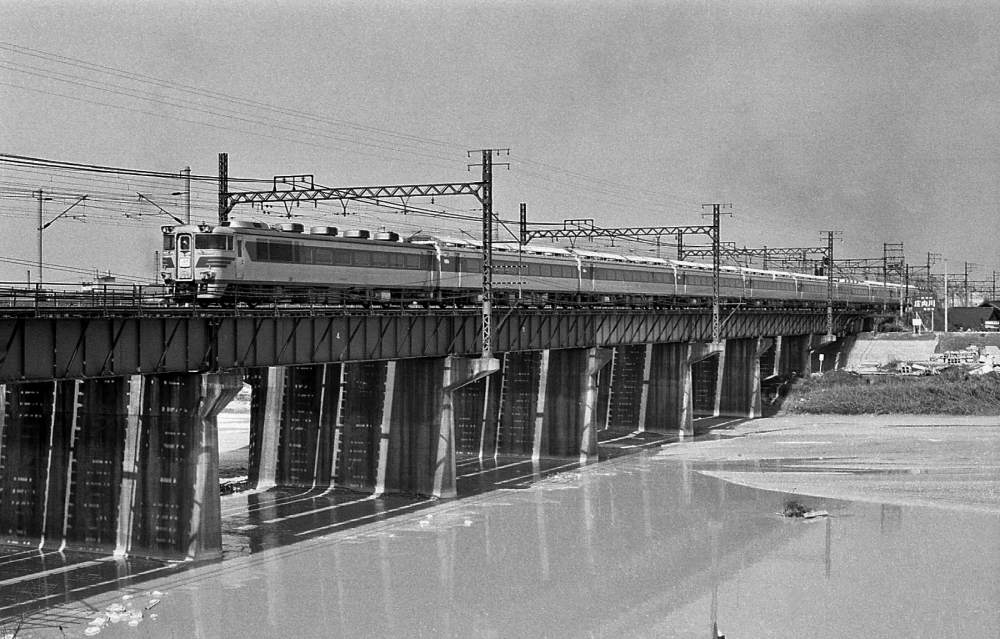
18 415 1000 639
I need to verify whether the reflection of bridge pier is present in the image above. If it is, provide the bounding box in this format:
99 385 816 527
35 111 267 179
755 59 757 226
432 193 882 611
0 316 855 561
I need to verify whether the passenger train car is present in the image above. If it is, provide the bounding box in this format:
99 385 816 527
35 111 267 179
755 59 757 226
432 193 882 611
159 221 913 308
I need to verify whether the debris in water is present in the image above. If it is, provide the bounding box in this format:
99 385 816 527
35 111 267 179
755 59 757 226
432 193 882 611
145 599 161 610
782 500 829 519
84 627 102 636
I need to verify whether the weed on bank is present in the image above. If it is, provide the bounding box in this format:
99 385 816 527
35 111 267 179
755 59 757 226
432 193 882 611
779 369 1000 415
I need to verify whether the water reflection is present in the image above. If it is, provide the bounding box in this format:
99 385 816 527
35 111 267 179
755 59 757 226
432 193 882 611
7 438 1000 638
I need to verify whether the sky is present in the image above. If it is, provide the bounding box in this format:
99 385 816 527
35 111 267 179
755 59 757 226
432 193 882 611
0 0 997 290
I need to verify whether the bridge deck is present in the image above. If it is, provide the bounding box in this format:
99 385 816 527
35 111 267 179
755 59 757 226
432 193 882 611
0 307 867 382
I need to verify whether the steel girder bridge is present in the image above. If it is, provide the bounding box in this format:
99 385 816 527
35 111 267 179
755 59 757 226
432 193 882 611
0 306 869 383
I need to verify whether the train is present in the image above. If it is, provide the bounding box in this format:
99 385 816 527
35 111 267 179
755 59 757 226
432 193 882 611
159 221 914 309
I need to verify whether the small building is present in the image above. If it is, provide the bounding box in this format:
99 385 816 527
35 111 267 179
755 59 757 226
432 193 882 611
948 306 1000 331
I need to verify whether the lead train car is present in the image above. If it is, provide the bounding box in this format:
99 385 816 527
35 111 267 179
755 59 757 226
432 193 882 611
159 222 912 308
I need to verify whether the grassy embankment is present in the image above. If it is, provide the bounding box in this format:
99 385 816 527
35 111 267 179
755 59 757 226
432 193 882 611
778 369 1000 415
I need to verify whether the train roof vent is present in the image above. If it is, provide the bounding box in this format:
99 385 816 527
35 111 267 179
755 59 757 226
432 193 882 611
278 223 304 233
343 229 371 239
374 231 400 242
222 220 257 228
308 226 338 236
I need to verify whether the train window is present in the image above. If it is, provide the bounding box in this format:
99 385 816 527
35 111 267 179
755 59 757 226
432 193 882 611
354 251 371 267
195 234 229 250
328 249 350 266
371 253 388 267
270 242 294 262
247 241 264 260
163 235 175 251
311 247 332 264
404 255 421 269
179 236 190 251
540 265 551 277
237 240 242 258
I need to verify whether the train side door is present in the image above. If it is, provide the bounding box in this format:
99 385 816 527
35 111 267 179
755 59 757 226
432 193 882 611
235 238 246 279
176 234 193 281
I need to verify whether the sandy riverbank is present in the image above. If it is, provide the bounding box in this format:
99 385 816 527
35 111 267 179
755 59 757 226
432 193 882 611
658 414 1000 513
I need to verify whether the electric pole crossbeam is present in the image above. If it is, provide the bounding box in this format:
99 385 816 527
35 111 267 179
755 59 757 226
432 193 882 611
521 224 714 244
679 246 827 267
672 242 737 258
223 182 484 213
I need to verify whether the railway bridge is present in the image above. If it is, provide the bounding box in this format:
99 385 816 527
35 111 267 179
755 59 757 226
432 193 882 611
0 297 870 562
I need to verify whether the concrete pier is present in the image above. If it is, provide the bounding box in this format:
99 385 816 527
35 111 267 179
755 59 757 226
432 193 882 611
0 373 241 560
247 357 500 498
0 332 839 559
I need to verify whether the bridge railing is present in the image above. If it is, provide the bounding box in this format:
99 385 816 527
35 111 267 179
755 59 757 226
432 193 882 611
0 282 172 314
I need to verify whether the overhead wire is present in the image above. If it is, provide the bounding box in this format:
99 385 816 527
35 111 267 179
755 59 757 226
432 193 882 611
0 41 885 271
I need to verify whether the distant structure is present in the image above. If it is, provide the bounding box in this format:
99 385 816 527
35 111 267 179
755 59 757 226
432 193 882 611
947 304 1000 331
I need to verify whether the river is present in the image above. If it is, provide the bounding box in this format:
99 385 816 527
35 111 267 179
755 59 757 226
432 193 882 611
6 414 999 639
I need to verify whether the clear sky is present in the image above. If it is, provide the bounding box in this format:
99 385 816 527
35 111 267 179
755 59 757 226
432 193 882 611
1 0 997 288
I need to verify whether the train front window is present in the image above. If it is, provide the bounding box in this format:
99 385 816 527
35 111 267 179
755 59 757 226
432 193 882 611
163 235 175 251
179 235 190 251
195 234 230 250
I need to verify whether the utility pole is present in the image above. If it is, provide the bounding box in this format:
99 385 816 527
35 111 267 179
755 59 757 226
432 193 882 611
821 231 842 337
37 189 43 284
964 262 976 306
944 259 949 332
925 252 941 298
218 153 229 223
904 264 911 311
181 166 192 224
480 150 495 359
702 203 733 344
882 242 904 284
